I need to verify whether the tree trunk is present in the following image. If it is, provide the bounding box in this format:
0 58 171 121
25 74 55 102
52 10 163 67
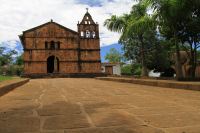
139 35 148 77
190 43 197 79
175 42 183 80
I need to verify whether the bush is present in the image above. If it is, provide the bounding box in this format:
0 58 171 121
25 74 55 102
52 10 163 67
132 64 141 76
121 65 133 75
0 65 23 76
121 64 142 76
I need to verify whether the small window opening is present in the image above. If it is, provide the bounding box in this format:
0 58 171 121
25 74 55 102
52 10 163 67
86 30 90 38
81 31 84 37
45 41 48 49
85 21 87 24
29 50 32 59
92 31 96 38
50 41 55 49
57 42 60 49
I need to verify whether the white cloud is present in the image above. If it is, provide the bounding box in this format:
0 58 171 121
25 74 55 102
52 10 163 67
0 0 134 47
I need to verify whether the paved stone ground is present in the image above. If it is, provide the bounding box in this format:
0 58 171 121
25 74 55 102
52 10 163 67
0 78 200 133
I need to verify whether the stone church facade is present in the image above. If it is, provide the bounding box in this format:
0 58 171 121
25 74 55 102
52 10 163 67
19 10 102 78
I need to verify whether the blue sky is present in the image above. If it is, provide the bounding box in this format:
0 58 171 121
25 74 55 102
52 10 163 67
0 0 133 44
0 0 133 59
76 0 115 7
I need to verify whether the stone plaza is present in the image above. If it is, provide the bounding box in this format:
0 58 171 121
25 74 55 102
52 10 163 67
0 78 200 133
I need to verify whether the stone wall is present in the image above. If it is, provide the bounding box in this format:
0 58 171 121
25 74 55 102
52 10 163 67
20 13 102 76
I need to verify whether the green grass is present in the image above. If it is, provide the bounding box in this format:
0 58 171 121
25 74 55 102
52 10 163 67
0 75 13 82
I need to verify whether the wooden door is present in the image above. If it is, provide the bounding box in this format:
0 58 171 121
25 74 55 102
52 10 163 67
105 66 113 75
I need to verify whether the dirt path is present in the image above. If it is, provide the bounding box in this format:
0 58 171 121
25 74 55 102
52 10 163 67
0 78 200 133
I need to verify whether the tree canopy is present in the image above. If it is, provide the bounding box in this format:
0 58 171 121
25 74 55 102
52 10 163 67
105 48 122 63
104 0 200 79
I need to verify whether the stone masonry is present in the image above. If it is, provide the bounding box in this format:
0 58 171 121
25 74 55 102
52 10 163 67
19 10 101 77
0 78 200 133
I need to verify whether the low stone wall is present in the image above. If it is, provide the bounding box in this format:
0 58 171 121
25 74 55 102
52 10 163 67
96 77 200 91
22 73 107 79
0 78 29 96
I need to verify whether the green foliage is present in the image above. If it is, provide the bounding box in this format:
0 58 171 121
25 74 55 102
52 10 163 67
121 64 141 76
0 65 23 76
132 64 142 75
146 40 172 72
0 46 18 66
104 2 157 76
105 48 122 63
121 65 133 75
142 0 200 79
15 55 24 66
0 75 13 82
0 46 23 76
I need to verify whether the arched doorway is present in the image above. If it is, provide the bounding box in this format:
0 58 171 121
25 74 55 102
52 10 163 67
47 56 59 73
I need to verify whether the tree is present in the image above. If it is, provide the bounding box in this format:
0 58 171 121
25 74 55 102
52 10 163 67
15 54 24 66
146 40 172 73
0 46 18 66
104 2 156 76
143 0 200 79
105 48 122 63
179 0 200 78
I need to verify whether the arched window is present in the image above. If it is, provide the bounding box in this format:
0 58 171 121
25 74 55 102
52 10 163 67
50 41 55 49
29 50 32 59
85 21 87 24
57 41 60 49
86 30 90 38
45 41 48 49
92 31 96 38
81 31 84 37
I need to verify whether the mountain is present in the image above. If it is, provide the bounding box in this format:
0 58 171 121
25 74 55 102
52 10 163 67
1 40 123 62
100 43 123 62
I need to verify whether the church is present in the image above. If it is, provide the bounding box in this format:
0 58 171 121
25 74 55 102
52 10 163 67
19 10 102 78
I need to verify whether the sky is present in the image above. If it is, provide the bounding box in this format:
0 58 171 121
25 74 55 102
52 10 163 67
0 0 134 50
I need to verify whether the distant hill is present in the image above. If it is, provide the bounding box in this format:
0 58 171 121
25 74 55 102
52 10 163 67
1 40 123 62
100 43 123 62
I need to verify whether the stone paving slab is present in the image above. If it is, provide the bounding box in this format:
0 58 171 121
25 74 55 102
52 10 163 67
0 78 200 133
0 116 40 133
43 114 90 130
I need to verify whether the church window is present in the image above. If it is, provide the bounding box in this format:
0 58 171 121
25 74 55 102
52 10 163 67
57 41 60 49
86 30 90 38
81 31 84 37
88 21 91 24
92 31 96 38
50 41 55 49
85 21 87 24
86 51 88 56
45 41 48 49
29 50 32 60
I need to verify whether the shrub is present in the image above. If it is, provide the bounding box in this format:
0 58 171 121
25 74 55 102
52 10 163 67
0 65 23 76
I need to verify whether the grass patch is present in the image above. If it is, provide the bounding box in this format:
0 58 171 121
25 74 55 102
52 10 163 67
0 75 13 82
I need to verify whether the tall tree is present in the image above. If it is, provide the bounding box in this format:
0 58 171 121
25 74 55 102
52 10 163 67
15 54 24 66
180 0 200 78
0 46 17 66
105 48 122 63
143 0 200 79
104 2 155 76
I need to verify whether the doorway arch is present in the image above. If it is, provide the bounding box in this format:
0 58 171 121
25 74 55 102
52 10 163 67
47 56 59 73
